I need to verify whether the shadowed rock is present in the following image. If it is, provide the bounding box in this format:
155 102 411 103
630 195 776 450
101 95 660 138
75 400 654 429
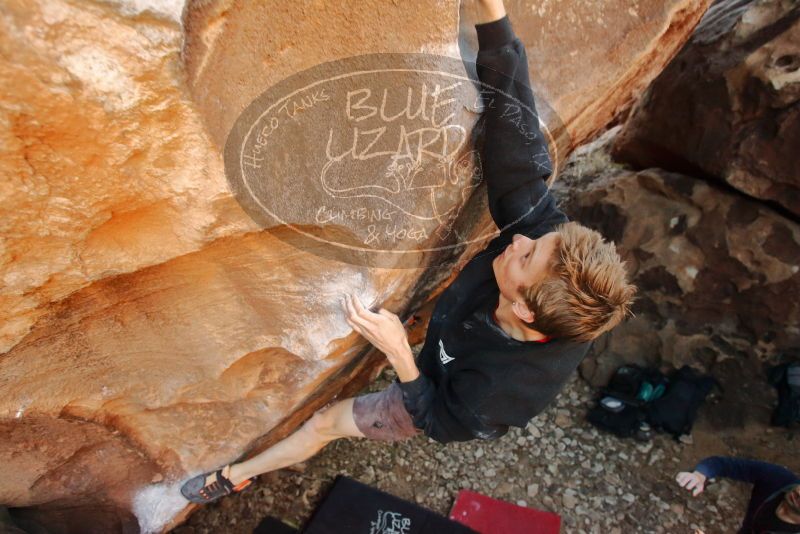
556 142 800 399
613 0 800 217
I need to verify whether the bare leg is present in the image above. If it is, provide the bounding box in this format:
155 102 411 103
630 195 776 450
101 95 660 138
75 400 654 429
224 397 364 486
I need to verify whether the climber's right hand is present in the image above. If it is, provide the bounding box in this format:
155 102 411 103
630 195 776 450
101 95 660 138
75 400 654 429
676 471 707 497
474 0 506 23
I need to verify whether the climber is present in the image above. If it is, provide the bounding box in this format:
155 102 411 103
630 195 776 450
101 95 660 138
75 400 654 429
181 0 636 504
676 456 800 532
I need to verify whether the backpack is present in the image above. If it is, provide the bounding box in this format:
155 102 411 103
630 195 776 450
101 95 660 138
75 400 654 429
587 365 667 439
586 402 647 438
647 366 718 438
768 362 800 428
603 365 669 405
603 365 647 405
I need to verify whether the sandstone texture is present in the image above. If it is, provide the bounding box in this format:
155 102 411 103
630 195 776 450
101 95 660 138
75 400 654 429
613 0 800 217
0 0 712 531
462 0 717 156
556 138 800 408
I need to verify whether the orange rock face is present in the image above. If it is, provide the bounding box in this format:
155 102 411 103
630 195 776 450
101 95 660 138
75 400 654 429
0 0 711 531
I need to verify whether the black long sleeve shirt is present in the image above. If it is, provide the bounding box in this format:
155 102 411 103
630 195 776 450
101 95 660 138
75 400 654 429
398 16 590 444
696 456 800 533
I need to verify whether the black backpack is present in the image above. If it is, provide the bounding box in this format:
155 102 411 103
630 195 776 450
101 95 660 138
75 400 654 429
604 365 647 405
647 366 718 438
768 362 800 428
587 365 667 439
586 402 647 438
603 365 669 404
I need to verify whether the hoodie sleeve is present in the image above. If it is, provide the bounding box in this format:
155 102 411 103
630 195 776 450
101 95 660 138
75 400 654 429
695 456 800 489
474 16 566 232
398 370 508 444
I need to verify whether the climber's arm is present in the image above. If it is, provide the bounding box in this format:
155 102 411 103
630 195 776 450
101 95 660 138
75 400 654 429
474 4 562 231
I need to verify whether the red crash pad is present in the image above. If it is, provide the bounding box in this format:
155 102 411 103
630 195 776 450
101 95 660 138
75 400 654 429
449 490 561 534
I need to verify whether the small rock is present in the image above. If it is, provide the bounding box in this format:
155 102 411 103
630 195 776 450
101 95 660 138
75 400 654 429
687 498 705 512
555 410 573 428
527 483 539 498
497 482 513 495
363 466 376 484
648 449 665 466
287 462 307 473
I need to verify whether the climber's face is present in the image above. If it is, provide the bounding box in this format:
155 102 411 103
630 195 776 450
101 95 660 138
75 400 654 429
492 232 559 306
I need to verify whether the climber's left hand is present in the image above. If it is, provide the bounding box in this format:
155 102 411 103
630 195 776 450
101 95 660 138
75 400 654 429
342 294 419 382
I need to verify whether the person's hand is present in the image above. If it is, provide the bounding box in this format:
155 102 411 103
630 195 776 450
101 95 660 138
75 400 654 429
474 0 506 24
342 294 419 382
676 471 707 497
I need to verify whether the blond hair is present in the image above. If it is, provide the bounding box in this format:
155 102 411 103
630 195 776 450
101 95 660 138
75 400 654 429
522 222 636 342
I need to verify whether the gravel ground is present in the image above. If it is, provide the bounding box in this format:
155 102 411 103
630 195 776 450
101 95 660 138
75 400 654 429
171 366 799 534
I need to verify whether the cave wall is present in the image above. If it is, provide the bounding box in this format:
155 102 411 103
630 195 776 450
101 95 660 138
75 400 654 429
556 143 799 393
613 0 800 216
561 0 800 429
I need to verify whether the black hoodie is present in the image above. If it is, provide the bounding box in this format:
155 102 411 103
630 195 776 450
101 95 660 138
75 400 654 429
398 15 590 444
